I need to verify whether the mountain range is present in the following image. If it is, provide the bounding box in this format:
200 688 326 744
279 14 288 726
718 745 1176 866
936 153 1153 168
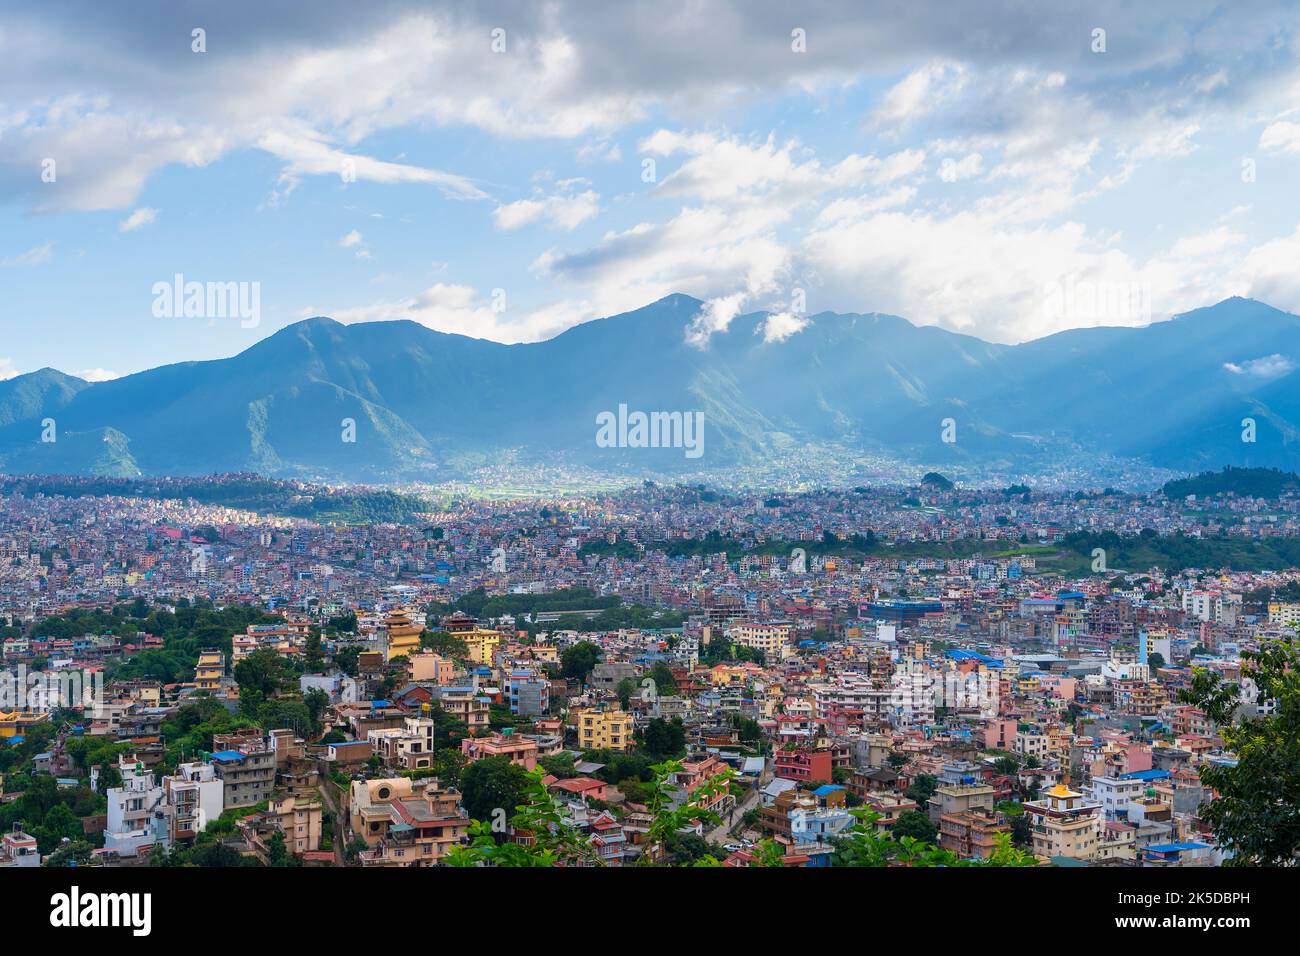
2 294 1298 485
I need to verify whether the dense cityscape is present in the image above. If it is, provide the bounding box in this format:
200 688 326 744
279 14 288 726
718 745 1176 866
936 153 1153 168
7 0 1298 935
0 470 1294 871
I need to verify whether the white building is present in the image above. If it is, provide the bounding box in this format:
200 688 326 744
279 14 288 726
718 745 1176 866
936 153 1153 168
105 757 168 857
163 761 225 842
1089 775 1145 820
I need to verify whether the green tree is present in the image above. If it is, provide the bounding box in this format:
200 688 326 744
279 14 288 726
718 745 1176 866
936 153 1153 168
993 755 1020 777
459 756 531 826
303 631 324 672
646 662 677 697
421 629 468 658
905 773 938 805
1180 636 1300 865
615 677 636 709
892 809 937 844
446 767 601 867
234 647 290 714
45 839 94 867
639 759 735 865
833 809 1036 867
641 717 687 759
561 641 603 683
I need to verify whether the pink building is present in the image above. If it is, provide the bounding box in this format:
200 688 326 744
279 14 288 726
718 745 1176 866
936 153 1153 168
983 718 1017 751
460 732 538 770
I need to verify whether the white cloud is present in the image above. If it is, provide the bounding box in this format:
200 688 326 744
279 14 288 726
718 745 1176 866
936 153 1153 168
538 203 792 347
641 129 920 204
2 242 53 267
73 367 121 382
1260 120 1300 154
577 140 622 163
0 358 18 380
872 61 968 128
259 125 485 201
330 282 576 343
938 152 983 182
339 229 363 248
759 311 810 343
494 188 599 231
118 207 158 232
1223 354 1295 379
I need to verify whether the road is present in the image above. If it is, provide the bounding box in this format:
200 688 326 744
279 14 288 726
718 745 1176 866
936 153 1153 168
317 777 347 866
707 761 770 845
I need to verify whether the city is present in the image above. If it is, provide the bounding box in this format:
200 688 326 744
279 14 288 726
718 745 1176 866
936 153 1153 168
0 471 1294 874
2 0 1295 935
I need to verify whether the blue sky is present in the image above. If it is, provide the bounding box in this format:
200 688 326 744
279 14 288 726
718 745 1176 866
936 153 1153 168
5 1 1300 380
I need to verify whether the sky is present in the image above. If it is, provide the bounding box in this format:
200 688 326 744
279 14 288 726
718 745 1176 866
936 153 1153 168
5 0 1300 380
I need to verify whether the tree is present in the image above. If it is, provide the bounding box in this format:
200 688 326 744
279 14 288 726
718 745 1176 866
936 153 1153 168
1009 813 1032 848
1147 651 1166 671
538 753 577 779
303 688 330 736
266 830 290 866
303 630 324 672
33 804 83 854
665 832 716 865
421 629 468 658
646 662 677 697
993 755 1020 777
45 839 94 867
832 809 1036 867
234 647 290 714
1180 636 1300 865
615 677 636 709
334 645 360 677
561 641 602 683
892 809 937 844
749 838 788 867
640 759 736 865
642 717 686 759
905 773 938 805
459 756 531 826
446 767 602 867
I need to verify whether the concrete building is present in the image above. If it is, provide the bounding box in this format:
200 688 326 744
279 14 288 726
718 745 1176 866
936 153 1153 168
211 734 277 810
1025 783 1104 860
349 777 468 866
574 708 634 752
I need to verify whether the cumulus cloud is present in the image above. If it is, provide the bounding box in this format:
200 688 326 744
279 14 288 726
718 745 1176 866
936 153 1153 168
9 0 1300 352
118 207 158 232
872 61 969 128
1260 120 1300 154
759 311 810 343
642 129 921 204
1223 354 1295 379
493 187 599 231
73 367 121 382
1 1 1295 217
330 282 576 343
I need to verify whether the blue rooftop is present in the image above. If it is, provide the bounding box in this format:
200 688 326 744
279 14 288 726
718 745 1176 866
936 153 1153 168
209 749 246 762
811 784 846 796
1120 769 1171 781
946 649 1004 667
1146 842 1211 853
